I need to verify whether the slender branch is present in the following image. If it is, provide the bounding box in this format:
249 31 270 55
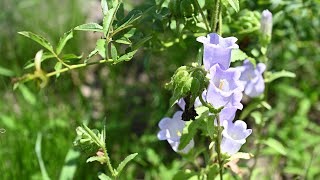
211 0 221 32
218 5 222 35
102 146 117 177
216 114 224 180
46 59 113 77
193 0 210 32
52 51 71 68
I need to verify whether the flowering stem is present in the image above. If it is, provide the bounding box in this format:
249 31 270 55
13 59 113 84
211 0 221 32
218 5 223 35
215 114 224 180
102 146 117 177
193 0 210 32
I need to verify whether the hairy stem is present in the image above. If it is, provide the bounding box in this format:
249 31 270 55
211 0 221 32
216 114 224 180
102 146 117 177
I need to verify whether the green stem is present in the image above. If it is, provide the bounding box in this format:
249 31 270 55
218 5 222 35
216 114 224 180
249 54 269 179
102 146 117 177
193 0 210 32
211 0 221 32
46 59 113 77
52 51 71 68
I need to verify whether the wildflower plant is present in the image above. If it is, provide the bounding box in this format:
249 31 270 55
10 0 297 179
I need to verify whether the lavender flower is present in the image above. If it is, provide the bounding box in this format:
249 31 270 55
236 60 266 97
221 120 252 155
206 64 244 110
261 10 272 37
214 107 237 125
157 111 194 153
196 33 239 70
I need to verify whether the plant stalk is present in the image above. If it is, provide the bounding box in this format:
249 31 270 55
211 0 221 32
216 114 223 180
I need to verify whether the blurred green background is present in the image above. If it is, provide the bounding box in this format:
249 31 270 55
0 0 319 179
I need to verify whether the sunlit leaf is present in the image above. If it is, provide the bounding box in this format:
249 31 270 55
116 153 138 174
114 50 138 64
56 30 73 55
74 23 104 32
18 31 54 53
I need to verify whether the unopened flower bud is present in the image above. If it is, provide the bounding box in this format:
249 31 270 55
260 10 272 46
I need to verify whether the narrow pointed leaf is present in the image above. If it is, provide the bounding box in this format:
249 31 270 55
178 120 200 150
98 172 112 180
114 50 137 64
222 0 240 12
110 43 117 60
18 31 54 53
74 23 104 32
86 156 107 163
103 3 120 36
116 153 138 174
56 30 73 55
101 0 108 15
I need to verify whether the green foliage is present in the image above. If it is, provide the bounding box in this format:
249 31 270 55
166 64 208 107
116 153 138 175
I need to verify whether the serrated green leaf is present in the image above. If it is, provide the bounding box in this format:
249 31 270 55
265 70 296 83
96 39 106 58
18 31 54 53
114 50 137 64
110 43 117 60
62 54 83 62
115 37 131 44
0 66 15 77
231 49 248 62
179 120 200 150
74 23 104 32
86 156 107 163
103 3 120 36
101 0 108 15
263 138 287 156
116 153 138 174
206 115 215 139
222 0 239 12
98 172 112 180
56 30 73 55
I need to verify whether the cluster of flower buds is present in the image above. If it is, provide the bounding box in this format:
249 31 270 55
158 10 271 155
